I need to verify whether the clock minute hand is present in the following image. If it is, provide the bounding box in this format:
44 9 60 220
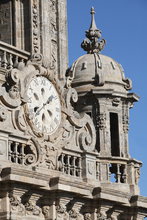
35 95 54 116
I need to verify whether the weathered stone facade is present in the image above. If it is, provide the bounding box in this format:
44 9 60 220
0 1 146 220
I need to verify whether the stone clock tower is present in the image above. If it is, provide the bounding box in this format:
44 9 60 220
0 1 147 220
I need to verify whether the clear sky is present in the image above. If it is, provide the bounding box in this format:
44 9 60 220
67 0 147 196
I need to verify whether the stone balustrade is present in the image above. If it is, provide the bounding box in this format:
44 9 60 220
8 140 36 166
0 41 30 70
96 157 141 185
8 140 141 187
58 153 82 178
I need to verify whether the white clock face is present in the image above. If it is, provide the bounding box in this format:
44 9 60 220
26 76 61 135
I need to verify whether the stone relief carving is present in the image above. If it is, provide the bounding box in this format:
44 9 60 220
0 55 96 169
9 195 25 215
10 195 44 217
50 40 57 70
50 0 56 11
42 206 50 219
84 213 92 220
25 200 42 216
49 0 58 72
112 97 120 107
56 204 69 219
69 208 84 220
122 114 129 133
122 104 129 133
32 0 40 53
96 113 106 130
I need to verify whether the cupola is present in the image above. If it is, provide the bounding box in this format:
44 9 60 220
67 7 139 163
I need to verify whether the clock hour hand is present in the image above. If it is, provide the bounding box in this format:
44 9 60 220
35 105 45 116
35 95 54 116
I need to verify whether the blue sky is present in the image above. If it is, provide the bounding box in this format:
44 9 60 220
67 0 147 196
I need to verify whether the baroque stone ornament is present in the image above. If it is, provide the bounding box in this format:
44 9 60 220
32 0 40 53
9 195 25 215
69 208 84 220
84 213 92 220
42 206 51 219
0 54 96 170
81 7 106 54
56 204 69 219
96 113 106 130
25 200 42 216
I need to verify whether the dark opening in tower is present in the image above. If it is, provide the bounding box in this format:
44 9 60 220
110 113 120 156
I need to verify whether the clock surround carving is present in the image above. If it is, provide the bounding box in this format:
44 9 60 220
0 54 96 170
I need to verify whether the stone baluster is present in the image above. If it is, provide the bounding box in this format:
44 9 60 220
13 55 19 68
8 54 13 69
73 156 76 176
8 141 13 162
96 162 100 180
78 157 82 177
21 144 25 165
67 155 70 175
1 51 8 69
122 164 127 183
15 142 19 164
116 164 121 183
62 154 65 173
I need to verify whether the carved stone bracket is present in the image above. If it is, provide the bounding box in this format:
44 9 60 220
9 195 25 215
25 200 42 216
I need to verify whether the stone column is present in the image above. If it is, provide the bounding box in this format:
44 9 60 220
57 0 68 82
97 98 111 157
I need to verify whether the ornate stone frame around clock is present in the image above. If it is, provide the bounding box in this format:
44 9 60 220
0 54 96 169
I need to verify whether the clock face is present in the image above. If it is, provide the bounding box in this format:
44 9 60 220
26 76 61 135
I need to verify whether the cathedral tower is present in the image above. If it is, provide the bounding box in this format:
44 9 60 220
0 1 147 219
0 0 68 80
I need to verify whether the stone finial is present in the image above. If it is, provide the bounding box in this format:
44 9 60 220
81 7 106 54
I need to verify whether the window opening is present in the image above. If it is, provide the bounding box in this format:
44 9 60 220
110 113 120 156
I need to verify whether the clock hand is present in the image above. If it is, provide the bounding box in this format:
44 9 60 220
35 105 45 116
35 95 55 116
46 95 54 104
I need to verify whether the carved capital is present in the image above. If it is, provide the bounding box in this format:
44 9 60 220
96 113 106 130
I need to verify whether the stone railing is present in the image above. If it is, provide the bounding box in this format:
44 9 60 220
8 139 141 185
8 140 37 166
58 153 82 178
96 157 141 185
0 41 30 69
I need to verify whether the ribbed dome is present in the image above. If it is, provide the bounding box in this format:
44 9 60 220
67 8 132 95
69 53 132 94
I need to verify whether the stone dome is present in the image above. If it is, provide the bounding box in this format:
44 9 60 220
70 53 132 94
67 7 132 95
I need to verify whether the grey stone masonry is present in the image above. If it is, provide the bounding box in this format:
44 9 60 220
0 2 146 220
